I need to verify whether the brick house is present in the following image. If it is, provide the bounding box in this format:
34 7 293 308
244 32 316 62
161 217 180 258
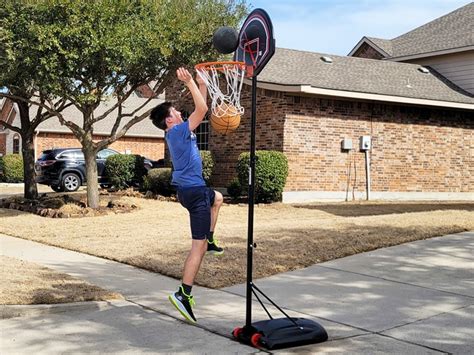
167 3 473 202
0 93 165 161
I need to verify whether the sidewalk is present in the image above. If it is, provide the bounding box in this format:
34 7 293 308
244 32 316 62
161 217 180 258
1 231 473 354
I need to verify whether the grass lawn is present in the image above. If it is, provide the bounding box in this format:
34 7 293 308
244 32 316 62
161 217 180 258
1 195 473 289
0 255 122 305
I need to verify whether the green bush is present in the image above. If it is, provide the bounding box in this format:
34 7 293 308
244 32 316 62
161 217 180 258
143 168 175 196
0 154 23 183
200 150 214 186
227 177 242 201
105 154 134 189
132 155 148 185
105 154 148 189
237 151 288 203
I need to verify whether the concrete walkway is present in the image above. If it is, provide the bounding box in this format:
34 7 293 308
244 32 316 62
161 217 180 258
1 231 473 354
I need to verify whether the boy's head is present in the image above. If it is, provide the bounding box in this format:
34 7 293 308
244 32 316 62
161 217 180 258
150 102 183 130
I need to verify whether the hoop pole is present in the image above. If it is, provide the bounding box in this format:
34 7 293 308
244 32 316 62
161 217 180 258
245 75 258 328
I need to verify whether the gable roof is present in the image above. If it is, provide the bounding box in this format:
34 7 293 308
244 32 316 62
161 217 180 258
349 2 474 60
34 95 164 138
256 48 474 109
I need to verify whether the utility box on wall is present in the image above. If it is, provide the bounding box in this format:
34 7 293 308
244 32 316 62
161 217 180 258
341 138 353 151
360 136 371 151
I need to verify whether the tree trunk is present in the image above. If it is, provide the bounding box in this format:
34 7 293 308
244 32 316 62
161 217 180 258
17 100 38 200
21 136 38 200
83 143 100 209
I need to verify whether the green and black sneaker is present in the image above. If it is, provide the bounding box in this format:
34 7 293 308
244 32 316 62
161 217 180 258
168 286 197 323
207 237 224 256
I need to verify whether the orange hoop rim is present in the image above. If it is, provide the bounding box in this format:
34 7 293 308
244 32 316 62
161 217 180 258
195 60 247 72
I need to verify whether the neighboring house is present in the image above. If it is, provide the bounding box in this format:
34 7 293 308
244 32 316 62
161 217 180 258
348 2 474 94
0 93 165 161
166 3 474 202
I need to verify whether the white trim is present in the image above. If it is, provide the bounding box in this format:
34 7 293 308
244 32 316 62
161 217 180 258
282 191 474 203
348 37 390 57
255 82 474 110
387 46 474 62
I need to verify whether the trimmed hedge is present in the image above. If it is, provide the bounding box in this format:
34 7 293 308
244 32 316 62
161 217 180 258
143 168 175 196
0 154 24 183
237 151 288 203
105 154 147 189
226 177 242 201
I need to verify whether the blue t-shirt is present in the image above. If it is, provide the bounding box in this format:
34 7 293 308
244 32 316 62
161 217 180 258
165 120 205 188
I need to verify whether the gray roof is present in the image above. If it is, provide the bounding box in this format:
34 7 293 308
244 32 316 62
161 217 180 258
258 48 474 105
366 37 393 56
36 95 164 138
352 3 474 59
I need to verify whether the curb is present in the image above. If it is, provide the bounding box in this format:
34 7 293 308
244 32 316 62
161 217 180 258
1 299 128 319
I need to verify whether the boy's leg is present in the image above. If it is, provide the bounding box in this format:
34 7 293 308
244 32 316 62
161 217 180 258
210 190 223 233
182 239 208 285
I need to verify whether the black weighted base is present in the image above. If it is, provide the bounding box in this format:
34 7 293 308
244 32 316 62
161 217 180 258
233 318 328 350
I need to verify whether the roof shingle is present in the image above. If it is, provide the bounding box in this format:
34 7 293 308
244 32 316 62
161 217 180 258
258 48 474 105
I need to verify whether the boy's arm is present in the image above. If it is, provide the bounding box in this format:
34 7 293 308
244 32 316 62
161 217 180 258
177 68 208 131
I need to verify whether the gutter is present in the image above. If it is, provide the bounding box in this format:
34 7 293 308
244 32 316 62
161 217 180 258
254 82 474 110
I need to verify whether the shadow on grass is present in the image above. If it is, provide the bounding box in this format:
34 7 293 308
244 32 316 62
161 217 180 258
292 202 474 217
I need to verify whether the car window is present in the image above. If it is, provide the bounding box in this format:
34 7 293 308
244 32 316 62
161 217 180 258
97 149 118 160
58 151 77 159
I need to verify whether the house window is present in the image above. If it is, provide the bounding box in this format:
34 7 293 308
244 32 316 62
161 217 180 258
12 135 20 154
182 110 209 151
195 114 209 151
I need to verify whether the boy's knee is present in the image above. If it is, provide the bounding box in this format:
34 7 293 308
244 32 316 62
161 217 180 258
214 191 223 206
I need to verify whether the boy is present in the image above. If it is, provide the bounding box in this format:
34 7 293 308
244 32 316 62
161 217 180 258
150 67 224 323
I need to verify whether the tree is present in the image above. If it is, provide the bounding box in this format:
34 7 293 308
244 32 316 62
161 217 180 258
0 2 73 199
2 0 247 208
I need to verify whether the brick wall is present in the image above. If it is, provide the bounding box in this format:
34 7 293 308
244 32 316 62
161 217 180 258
165 78 474 195
0 133 6 156
35 132 164 160
352 43 385 60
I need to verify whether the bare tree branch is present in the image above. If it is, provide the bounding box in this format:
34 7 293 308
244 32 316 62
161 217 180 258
90 83 139 124
0 120 21 134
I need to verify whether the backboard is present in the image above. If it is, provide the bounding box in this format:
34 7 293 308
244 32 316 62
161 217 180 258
233 8 275 77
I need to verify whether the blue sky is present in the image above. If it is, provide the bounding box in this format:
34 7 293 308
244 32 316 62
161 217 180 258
247 0 470 55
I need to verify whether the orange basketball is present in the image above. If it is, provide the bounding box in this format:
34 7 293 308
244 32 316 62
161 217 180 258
210 103 241 135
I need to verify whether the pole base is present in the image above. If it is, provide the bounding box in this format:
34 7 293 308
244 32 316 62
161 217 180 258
233 318 328 350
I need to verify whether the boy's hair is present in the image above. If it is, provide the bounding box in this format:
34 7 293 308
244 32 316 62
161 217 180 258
150 101 173 130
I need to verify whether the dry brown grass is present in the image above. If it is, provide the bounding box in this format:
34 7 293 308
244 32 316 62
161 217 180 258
0 255 122 305
1 197 473 289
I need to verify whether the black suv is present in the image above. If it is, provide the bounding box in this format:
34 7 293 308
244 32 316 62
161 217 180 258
35 148 152 192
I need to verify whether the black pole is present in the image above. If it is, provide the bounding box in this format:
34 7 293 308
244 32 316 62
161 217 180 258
245 75 258 328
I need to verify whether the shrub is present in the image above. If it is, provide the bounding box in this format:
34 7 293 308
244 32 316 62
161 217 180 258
143 168 175 196
0 154 24 183
226 177 242 201
105 154 135 189
132 155 148 185
105 154 148 189
200 150 214 186
237 151 288 203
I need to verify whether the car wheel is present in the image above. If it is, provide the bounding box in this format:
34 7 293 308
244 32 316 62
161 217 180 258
51 185 64 192
62 172 81 192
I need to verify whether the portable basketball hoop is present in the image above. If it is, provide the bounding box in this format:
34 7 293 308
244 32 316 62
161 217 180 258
228 8 328 350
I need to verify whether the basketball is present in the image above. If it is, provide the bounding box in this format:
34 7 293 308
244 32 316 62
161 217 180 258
210 103 241 134
212 26 239 54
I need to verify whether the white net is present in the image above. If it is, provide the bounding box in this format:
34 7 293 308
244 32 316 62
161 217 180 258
195 62 246 117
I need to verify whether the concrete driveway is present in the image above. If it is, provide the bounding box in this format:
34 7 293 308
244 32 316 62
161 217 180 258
1 231 473 354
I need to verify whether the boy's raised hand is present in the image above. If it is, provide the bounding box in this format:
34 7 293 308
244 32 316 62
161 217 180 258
177 67 192 84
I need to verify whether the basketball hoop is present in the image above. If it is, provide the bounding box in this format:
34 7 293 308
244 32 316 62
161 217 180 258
195 61 246 118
